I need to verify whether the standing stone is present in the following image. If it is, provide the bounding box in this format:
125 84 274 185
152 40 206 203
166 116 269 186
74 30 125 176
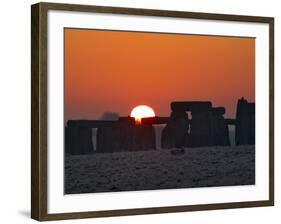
161 111 190 149
132 125 156 151
78 127 94 154
96 119 156 153
96 126 125 153
248 103 255 144
65 125 71 154
235 97 255 145
65 123 94 155
211 107 230 146
189 110 214 147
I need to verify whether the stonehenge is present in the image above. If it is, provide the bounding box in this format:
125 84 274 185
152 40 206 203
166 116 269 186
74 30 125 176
65 98 255 155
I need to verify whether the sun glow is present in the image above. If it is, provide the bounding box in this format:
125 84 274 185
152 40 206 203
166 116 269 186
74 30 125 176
130 105 155 124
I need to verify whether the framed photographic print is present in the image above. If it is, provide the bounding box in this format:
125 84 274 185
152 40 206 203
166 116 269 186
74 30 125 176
31 2 274 221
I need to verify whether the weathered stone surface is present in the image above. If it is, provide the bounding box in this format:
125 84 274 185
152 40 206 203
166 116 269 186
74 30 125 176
171 101 212 112
235 98 255 145
161 111 190 149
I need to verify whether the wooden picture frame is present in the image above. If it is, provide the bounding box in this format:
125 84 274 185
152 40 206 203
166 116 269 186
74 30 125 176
31 2 274 221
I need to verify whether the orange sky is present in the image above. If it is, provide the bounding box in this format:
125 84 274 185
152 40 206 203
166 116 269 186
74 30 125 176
64 28 255 121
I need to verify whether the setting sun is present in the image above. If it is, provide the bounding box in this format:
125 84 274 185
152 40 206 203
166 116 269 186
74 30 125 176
130 105 155 124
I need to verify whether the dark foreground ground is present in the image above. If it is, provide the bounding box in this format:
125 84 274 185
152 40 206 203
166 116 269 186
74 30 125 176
64 145 255 194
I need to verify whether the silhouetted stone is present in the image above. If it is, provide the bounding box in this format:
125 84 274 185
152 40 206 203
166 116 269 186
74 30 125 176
235 98 255 145
65 118 155 154
133 125 156 151
141 116 170 125
211 107 225 115
65 125 71 154
65 119 121 155
65 97 249 154
118 116 135 124
96 126 128 153
248 103 255 144
171 101 212 112
65 123 94 155
189 110 214 147
161 111 189 149
211 107 230 146
96 123 156 153
225 118 236 125
163 102 230 148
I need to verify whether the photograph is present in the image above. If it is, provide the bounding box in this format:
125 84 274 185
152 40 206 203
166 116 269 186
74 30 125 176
64 28 256 194
30 2 274 220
